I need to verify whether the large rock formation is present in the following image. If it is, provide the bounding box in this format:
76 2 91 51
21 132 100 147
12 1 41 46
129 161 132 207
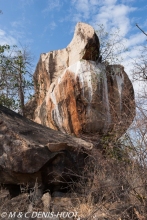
0 105 92 189
25 22 135 140
32 22 100 107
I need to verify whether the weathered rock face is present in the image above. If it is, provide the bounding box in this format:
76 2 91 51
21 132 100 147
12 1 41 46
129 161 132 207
0 105 92 188
25 22 135 140
36 61 134 137
33 22 100 107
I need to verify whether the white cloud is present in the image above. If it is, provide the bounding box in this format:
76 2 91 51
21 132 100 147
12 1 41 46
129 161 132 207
0 29 17 45
72 0 90 19
71 0 135 37
72 13 82 23
42 0 61 13
93 4 136 36
42 21 57 37
20 0 34 6
50 21 57 30
90 0 101 5
120 0 136 3
104 0 117 5
125 33 146 48
11 21 23 28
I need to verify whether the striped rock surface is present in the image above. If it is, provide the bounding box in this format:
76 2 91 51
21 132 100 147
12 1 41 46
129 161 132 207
25 22 135 140
33 22 100 107
33 60 135 139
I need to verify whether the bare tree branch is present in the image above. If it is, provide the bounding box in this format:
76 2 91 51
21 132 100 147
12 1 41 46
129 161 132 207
136 24 147 37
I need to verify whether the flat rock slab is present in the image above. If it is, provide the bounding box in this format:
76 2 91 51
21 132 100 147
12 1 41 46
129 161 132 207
0 105 93 186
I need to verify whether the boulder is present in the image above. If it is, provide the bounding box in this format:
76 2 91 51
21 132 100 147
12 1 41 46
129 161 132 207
0 105 93 188
25 22 100 119
25 22 135 140
32 61 135 139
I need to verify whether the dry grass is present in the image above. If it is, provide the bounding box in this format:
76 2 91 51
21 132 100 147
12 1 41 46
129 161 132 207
0 138 147 220
68 140 147 219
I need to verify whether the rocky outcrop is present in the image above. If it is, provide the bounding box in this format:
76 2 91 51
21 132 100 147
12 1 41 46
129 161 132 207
33 61 134 139
25 22 135 140
0 105 92 188
32 22 100 107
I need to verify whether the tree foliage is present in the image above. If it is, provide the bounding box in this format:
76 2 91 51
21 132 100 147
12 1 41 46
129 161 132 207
0 44 34 115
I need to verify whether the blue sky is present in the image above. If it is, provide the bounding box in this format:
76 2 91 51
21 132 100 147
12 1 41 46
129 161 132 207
0 0 147 74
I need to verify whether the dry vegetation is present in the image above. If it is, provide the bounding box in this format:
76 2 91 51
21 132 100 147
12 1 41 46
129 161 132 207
0 24 147 220
1 136 147 220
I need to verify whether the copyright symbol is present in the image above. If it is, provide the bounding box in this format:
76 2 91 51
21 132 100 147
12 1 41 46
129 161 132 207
1 212 7 218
